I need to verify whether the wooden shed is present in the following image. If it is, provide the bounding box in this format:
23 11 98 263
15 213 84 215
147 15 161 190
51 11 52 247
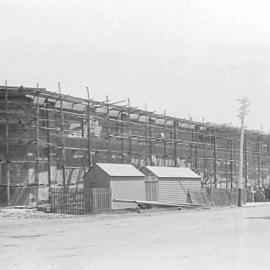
84 163 146 209
141 166 202 204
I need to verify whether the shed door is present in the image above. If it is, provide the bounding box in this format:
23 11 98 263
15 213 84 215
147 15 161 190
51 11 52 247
145 180 158 201
111 179 145 209
158 180 188 204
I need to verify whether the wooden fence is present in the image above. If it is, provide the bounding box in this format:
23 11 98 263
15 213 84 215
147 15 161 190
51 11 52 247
92 187 112 213
50 187 111 215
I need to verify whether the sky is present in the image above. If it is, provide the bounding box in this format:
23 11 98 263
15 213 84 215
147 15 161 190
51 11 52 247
1 0 270 131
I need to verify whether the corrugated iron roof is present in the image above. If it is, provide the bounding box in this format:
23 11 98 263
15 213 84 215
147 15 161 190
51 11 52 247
96 163 145 177
144 166 201 179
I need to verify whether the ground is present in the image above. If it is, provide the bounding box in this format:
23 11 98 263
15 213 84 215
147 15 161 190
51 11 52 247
0 203 269 270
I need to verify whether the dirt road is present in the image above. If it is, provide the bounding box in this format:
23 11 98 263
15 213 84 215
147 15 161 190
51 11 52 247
0 205 269 270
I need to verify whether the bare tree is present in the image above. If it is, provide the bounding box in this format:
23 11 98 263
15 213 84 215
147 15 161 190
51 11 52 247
237 97 250 207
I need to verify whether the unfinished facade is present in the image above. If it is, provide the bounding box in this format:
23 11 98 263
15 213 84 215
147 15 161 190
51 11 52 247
0 85 269 206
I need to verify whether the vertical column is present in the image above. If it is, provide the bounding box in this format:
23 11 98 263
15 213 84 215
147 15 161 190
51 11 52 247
149 117 153 165
225 138 228 189
81 118 85 138
229 138 233 189
173 120 178 167
86 87 92 168
253 146 256 186
45 99 52 202
202 120 207 187
5 84 10 206
106 96 111 162
120 112 125 163
213 132 217 188
145 104 148 165
128 98 132 164
194 125 198 171
163 111 167 166
244 136 248 188
58 82 66 187
257 136 261 186
190 127 193 169
35 93 40 205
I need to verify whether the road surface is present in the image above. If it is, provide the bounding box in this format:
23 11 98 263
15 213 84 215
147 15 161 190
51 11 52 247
0 204 269 270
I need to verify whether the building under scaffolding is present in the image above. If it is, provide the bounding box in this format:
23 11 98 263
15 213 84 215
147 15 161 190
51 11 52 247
0 85 269 206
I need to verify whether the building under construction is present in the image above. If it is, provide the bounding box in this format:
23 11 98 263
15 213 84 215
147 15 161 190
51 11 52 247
0 85 269 206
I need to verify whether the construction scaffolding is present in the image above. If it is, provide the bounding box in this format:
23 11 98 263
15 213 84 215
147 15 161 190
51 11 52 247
0 85 270 206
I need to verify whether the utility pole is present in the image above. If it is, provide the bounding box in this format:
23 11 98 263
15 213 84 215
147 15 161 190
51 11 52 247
237 97 250 207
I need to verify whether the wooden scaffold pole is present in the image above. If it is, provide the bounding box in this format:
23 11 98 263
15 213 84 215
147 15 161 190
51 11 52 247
202 118 207 187
257 135 261 186
213 131 217 188
163 110 167 166
244 136 248 188
5 80 10 206
106 95 111 162
86 87 93 168
120 111 125 164
189 116 193 169
145 103 148 165
149 116 153 166
229 138 233 189
194 125 198 171
128 98 132 164
35 83 40 206
225 138 228 189
58 82 66 187
45 97 52 203
173 120 178 167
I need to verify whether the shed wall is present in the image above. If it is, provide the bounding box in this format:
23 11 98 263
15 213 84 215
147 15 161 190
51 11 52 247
84 166 110 189
111 177 145 209
158 178 201 204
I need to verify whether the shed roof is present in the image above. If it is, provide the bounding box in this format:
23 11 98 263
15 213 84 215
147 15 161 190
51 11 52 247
96 163 145 177
144 166 201 179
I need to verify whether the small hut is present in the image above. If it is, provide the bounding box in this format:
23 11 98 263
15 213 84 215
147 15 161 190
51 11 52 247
84 163 145 209
141 166 201 204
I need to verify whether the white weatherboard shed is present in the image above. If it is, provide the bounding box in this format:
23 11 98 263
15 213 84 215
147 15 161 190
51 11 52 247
84 163 145 209
141 166 202 204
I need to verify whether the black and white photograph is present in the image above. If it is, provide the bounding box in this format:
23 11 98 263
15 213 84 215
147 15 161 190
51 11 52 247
1 1 270 269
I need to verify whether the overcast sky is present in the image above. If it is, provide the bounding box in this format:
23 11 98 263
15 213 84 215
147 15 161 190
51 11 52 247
1 0 270 131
